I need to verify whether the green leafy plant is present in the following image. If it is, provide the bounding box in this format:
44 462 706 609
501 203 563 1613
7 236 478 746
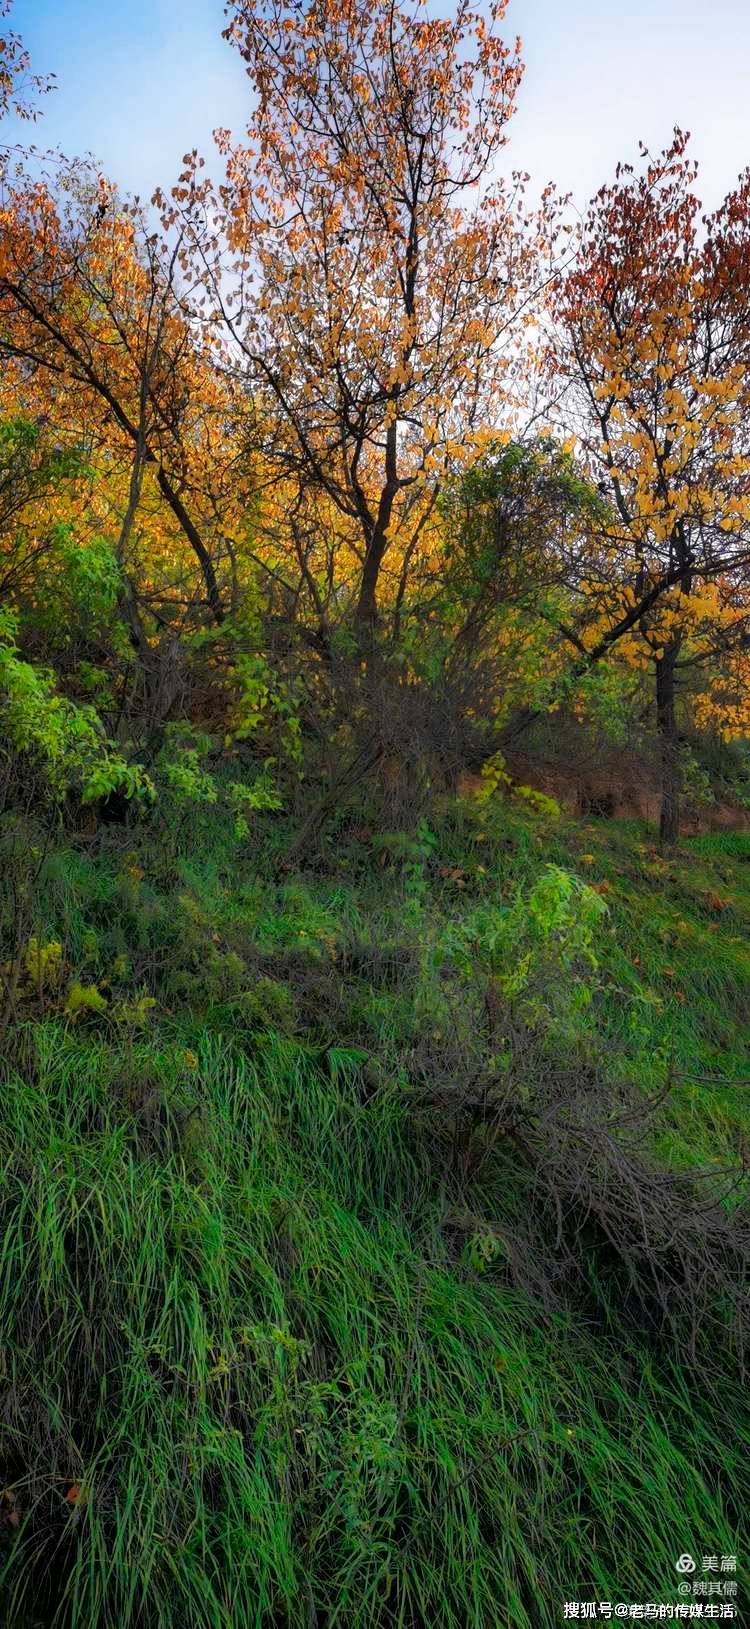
0 608 153 808
64 980 108 1021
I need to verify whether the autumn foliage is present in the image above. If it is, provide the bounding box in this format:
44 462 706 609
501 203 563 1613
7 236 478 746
2 2 750 842
162 0 548 633
550 133 750 838
3 9 750 1628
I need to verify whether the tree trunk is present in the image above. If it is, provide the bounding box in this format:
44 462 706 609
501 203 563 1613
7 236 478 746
356 538 385 627
655 641 681 848
355 421 399 627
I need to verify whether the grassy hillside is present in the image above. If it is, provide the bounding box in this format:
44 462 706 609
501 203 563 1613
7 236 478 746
0 795 748 1626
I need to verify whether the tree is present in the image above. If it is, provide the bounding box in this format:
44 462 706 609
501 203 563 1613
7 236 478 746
0 0 53 131
550 134 750 843
0 164 248 629
168 0 548 637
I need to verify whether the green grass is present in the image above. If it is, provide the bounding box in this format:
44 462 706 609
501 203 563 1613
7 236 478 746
0 798 748 1625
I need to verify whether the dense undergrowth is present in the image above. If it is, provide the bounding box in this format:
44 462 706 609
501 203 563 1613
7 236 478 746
1 793 748 1626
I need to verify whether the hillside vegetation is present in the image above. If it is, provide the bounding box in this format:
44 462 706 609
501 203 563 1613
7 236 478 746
1 794 748 1625
2 0 750 1621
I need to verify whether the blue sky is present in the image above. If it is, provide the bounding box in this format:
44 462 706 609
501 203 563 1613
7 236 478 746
7 0 750 209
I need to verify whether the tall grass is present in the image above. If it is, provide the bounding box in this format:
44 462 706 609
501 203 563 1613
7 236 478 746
0 805 748 1625
0 1022 745 1626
